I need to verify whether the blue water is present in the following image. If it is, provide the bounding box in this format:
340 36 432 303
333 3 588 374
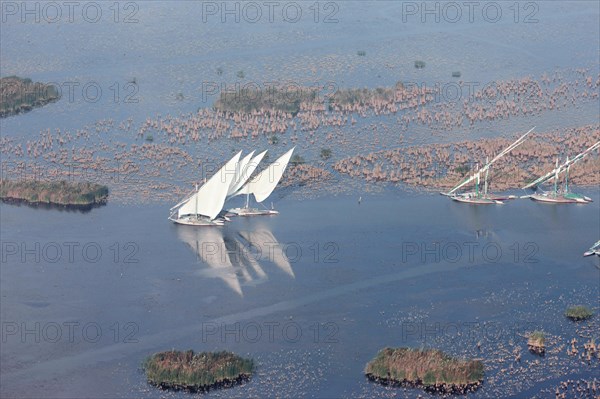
1 191 599 397
1 1 600 397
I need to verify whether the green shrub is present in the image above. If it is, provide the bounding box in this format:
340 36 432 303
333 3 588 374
320 148 332 160
565 305 594 321
0 180 109 206
290 154 305 166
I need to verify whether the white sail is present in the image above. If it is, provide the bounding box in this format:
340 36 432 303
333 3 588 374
228 150 268 196
236 147 294 203
228 151 255 196
178 151 241 219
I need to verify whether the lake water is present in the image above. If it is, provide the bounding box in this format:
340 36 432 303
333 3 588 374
1 191 599 397
1 1 599 397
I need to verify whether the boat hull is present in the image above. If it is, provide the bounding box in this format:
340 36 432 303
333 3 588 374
228 207 279 216
449 192 510 204
451 196 502 204
169 216 225 226
528 193 592 204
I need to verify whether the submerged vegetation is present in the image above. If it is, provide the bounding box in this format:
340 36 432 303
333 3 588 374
143 350 254 392
364 347 484 394
214 85 318 116
0 180 108 206
290 154 306 167
565 305 594 321
334 126 600 191
0 76 60 117
320 148 332 160
328 82 405 109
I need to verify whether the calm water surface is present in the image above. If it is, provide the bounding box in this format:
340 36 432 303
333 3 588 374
1 191 598 397
1 1 599 397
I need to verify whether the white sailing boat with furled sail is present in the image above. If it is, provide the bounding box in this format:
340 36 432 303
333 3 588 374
169 151 241 225
441 128 534 204
228 147 295 216
521 140 599 204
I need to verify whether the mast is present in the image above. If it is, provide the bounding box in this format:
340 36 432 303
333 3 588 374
446 127 534 195
553 158 559 197
523 140 600 190
564 156 570 194
474 164 480 197
195 183 199 216
484 157 489 195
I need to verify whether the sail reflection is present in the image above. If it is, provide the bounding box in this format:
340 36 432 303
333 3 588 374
177 223 294 296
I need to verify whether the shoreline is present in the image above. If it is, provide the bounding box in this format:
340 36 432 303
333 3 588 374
0 196 106 211
0 180 109 209
149 374 251 393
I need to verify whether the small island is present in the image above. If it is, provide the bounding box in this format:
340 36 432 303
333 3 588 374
143 350 254 392
364 347 484 394
0 76 60 117
527 331 546 355
214 85 318 116
565 305 594 321
0 180 108 207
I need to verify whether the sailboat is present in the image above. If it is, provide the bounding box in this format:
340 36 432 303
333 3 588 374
169 151 241 225
521 140 599 204
228 147 295 216
583 240 600 257
441 127 534 204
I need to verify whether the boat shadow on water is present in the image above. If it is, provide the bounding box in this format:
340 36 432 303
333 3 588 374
175 221 294 297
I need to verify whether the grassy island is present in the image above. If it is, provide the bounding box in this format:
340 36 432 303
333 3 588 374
527 331 546 355
214 85 318 116
143 350 254 392
565 305 594 321
0 180 108 207
0 76 60 117
365 347 484 394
